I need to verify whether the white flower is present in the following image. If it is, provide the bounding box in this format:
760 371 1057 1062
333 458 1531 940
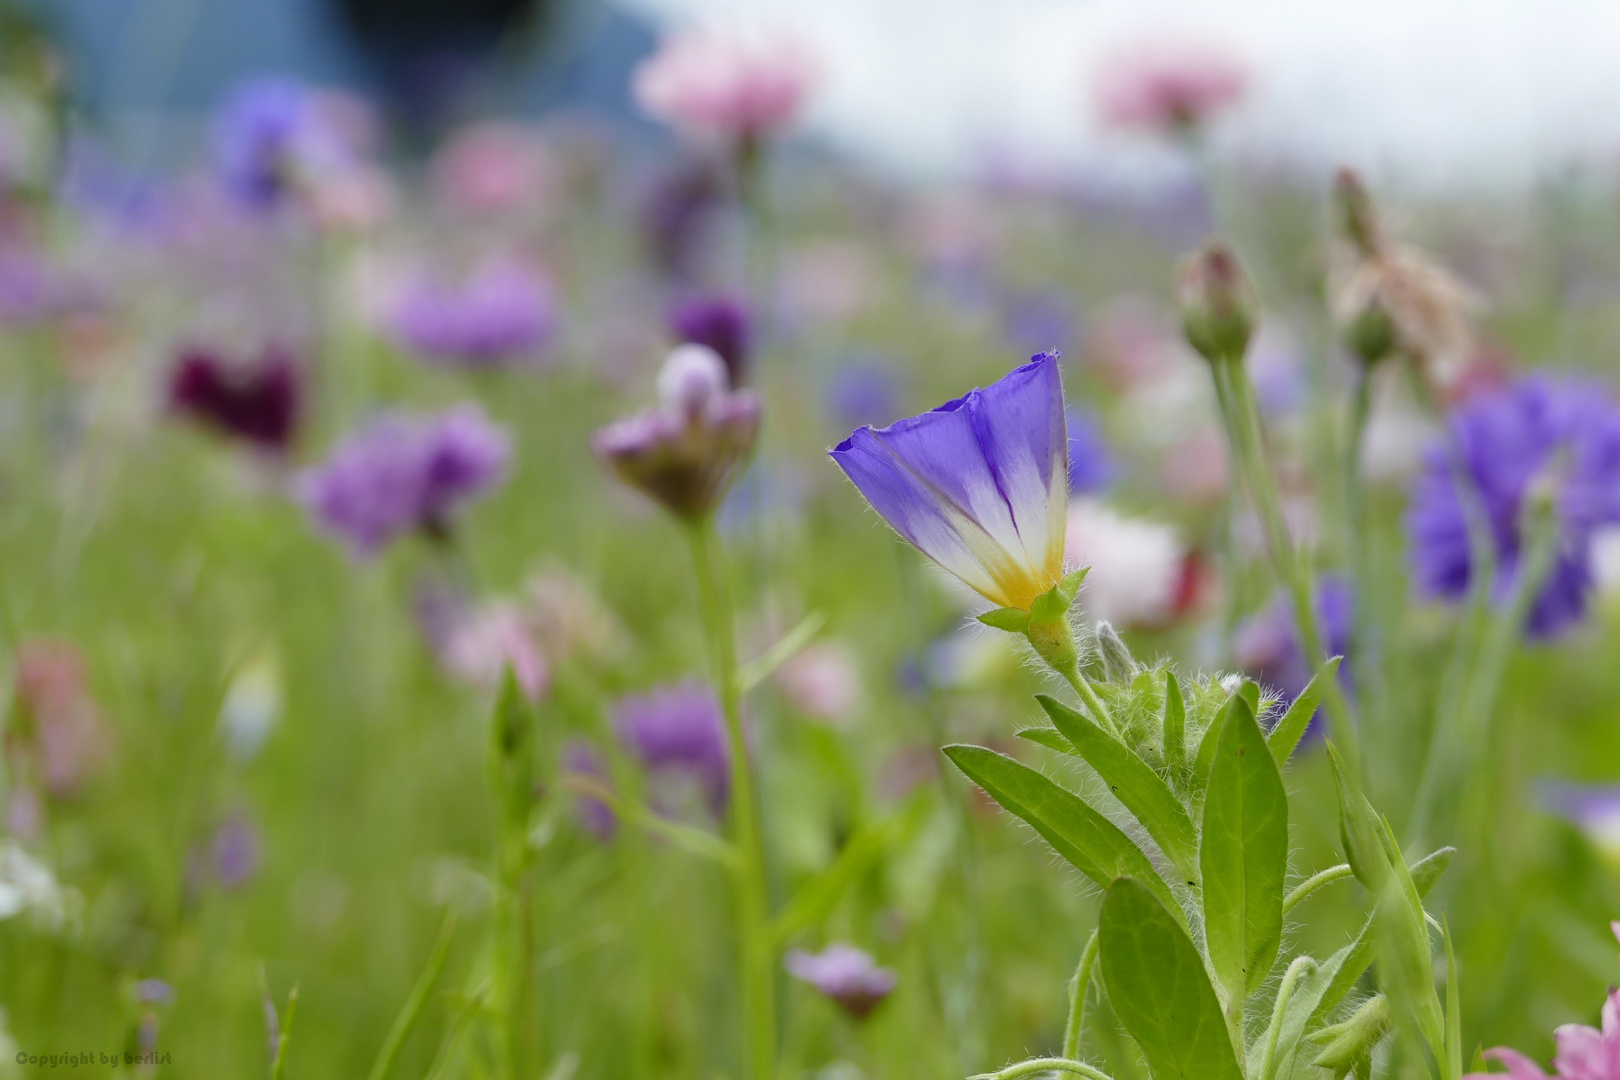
220 654 282 763
0 841 80 932
1064 498 1186 627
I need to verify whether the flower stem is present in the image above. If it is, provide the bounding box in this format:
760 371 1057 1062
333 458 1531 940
1062 928 1100 1060
687 516 776 1080
1216 359 1362 781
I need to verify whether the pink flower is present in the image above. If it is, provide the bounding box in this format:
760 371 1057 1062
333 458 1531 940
633 30 818 144
430 122 556 216
1094 38 1248 134
1465 987 1620 1080
774 642 863 724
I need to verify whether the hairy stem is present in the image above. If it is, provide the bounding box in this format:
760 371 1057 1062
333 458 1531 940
1282 864 1354 915
970 1058 1116 1080
1062 929 1100 1060
688 517 776 1080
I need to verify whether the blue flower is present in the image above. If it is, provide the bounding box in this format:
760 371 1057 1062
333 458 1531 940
831 352 1068 611
1065 405 1114 494
1234 576 1354 721
211 76 345 210
1406 376 1620 637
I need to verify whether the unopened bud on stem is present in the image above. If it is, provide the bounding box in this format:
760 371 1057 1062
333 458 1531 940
1095 621 1137 683
1178 241 1256 364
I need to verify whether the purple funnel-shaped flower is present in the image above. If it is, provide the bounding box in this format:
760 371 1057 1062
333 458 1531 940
390 260 556 368
594 345 761 520
831 352 1069 611
168 343 302 450
785 943 897 1020
1406 376 1620 638
211 77 348 211
298 405 510 557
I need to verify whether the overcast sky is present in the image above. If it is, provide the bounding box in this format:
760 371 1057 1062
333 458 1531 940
622 0 1620 190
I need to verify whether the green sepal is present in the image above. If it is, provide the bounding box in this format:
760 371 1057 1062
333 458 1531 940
1162 671 1187 777
1267 656 1342 768
1057 567 1089 606
977 607 1032 634
1309 996 1390 1080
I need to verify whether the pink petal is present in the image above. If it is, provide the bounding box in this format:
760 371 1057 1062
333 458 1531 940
1481 1047 1550 1080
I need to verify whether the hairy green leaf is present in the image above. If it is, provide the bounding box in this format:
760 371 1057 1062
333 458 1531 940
1037 694 1200 880
1100 878 1243 1080
1266 656 1342 768
1016 727 1076 755
944 745 1182 924
1201 693 1288 999
1163 671 1187 776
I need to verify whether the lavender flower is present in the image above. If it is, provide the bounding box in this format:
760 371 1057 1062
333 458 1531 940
1066 406 1114 494
167 343 301 450
389 260 556 368
299 405 511 557
213 810 261 889
669 294 750 385
593 345 761 520
1406 377 1620 638
613 681 730 814
1233 576 1353 716
638 160 723 278
1539 781 1620 858
562 739 617 840
784 943 897 1020
831 352 1069 612
211 76 349 211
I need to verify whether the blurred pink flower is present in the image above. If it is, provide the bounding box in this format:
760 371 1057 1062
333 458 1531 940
9 640 109 799
1064 498 1189 628
633 30 818 144
430 122 557 216
1094 38 1248 134
774 642 863 724
1464 986 1620 1080
416 582 551 704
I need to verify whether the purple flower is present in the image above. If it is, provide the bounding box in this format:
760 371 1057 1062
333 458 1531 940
389 260 556 368
827 360 900 432
669 294 750 385
562 739 617 840
638 160 723 278
1001 290 1077 354
213 810 261 889
212 76 347 210
1233 575 1353 723
1538 781 1620 856
1066 406 1114 494
613 681 730 814
134 979 176 1006
594 345 762 520
831 352 1069 612
168 343 301 450
299 405 511 557
785 943 897 1020
1407 377 1620 638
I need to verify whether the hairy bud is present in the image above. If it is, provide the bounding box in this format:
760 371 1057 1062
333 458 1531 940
1094 621 1137 683
1178 242 1256 364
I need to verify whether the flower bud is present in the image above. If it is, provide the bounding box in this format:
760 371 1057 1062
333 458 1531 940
656 343 729 419
1309 995 1389 1079
1094 621 1137 683
1178 242 1255 364
1332 168 1382 257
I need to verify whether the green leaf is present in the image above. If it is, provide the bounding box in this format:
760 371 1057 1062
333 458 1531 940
1239 679 1261 718
1200 692 1288 999
1190 694 1232 794
1312 847 1454 1024
1163 671 1187 776
1036 694 1200 881
978 607 1032 634
1374 818 1445 1067
1099 878 1243 1080
1266 656 1342 768
1328 741 1386 891
1016 727 1075 754
943 745 1182 924
1444 918 1461 1080
773 807 918 946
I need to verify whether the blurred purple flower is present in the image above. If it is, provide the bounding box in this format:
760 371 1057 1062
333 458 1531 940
638 160 723 278
211 76 347 211
0 243 97 326
1538 781 1620 856
1066 406 1114 494
594 345 761 520
168 343 301 450
299 405 511 557
827 361 899 431
831 352 1069 612
389 260 556 368
213 810 261 889
1407 377 1620 638
562 739 617 840
135 979 176 1006
669 294 749 385
785 943 897 1020
613 680 730 815
1233 576 1353 728
1002 290 1077 355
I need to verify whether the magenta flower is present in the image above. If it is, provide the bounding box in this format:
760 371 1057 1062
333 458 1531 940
1094 38 1248 135
831 352 1069 612
593 345 761 520
389 259 556 368
298 405 510 557
167 342 302 450
785 943 897 1020
633 30 818 145
1464 988 1620 1080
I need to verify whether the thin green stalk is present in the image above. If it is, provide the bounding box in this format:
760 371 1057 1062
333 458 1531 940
1344 364 1377 711
1257 957 1314 1080
688 517 775 1080
368 910 458 1080
1059 662 1120 739
969 1058 1116 1080
1062 929 1100 1060
270 985 299 1080
1282 864 1353 915
1218 360 1362 782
